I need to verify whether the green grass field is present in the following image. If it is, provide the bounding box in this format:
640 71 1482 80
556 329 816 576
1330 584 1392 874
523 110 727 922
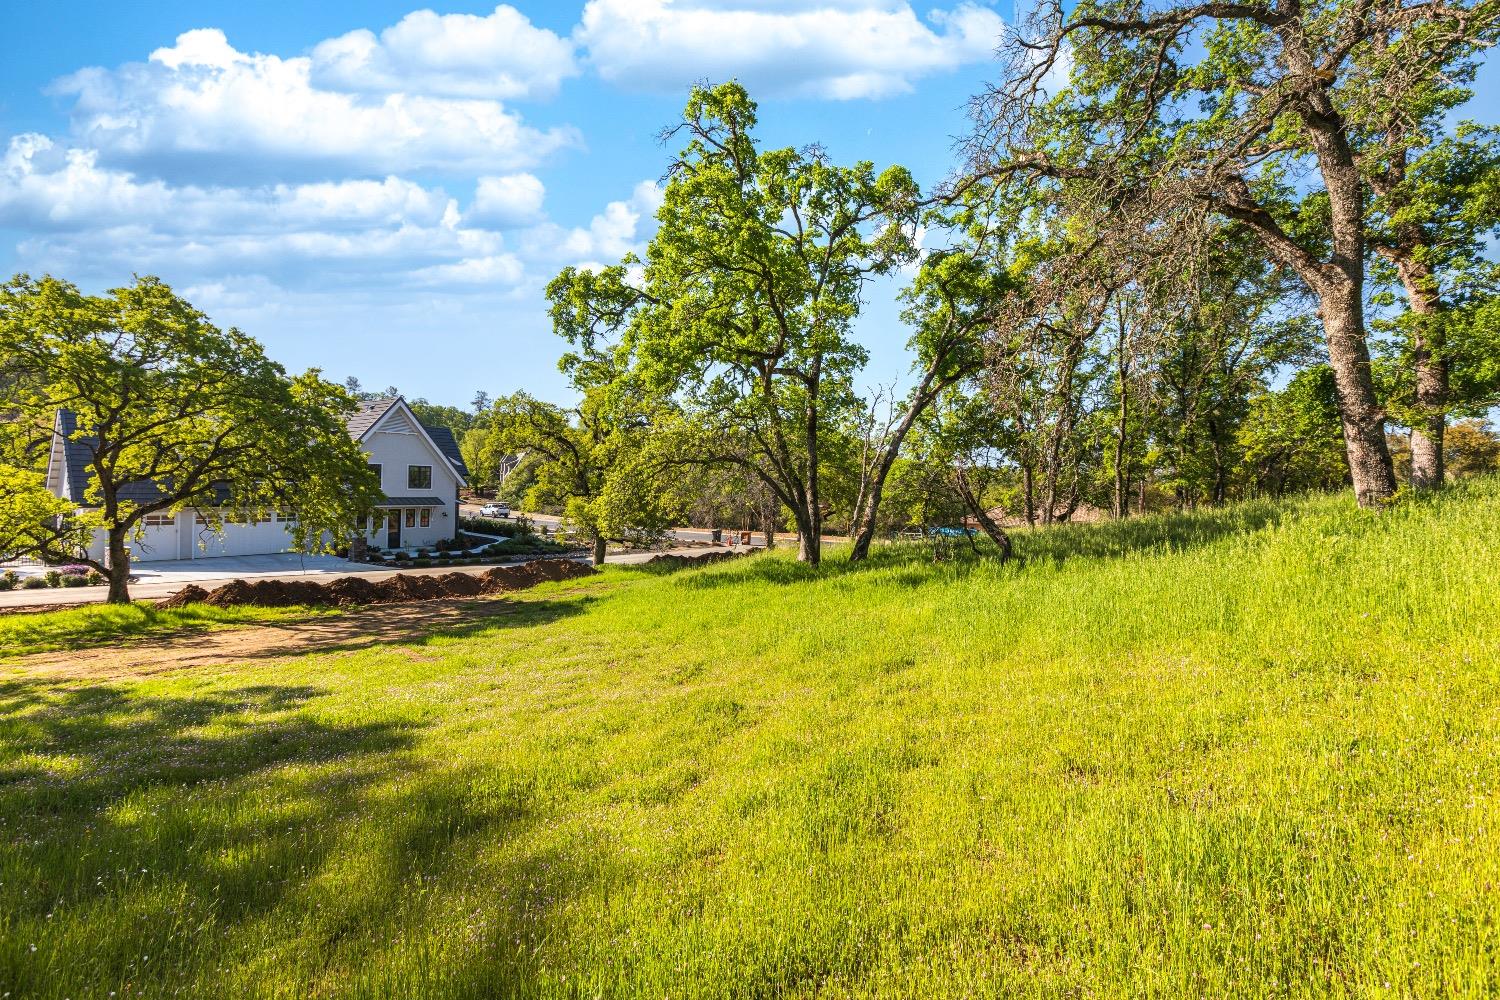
3 481 1499 998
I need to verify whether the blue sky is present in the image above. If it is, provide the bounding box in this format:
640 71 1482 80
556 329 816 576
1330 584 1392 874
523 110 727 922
1 1 1016 408
2 2 1494 410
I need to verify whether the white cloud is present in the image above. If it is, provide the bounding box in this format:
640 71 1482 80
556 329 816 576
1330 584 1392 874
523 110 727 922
1 134 451 234
576 0 1004 100
52 28 578 179
312 5 578 100
466 173 547 228
1 134 527 290
411 253 526 286
530 179 663 263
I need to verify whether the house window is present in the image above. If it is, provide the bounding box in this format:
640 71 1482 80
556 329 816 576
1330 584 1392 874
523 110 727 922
367 463 382 482
420 508 431 527
143 513 174 527
276 512 297 523
405 508 416 528
408 465 432 490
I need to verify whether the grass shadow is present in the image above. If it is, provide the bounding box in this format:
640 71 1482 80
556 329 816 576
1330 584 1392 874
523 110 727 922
0 673 606 997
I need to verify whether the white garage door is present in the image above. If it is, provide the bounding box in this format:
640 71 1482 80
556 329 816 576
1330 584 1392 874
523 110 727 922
130 516 180 563
190 516 295 558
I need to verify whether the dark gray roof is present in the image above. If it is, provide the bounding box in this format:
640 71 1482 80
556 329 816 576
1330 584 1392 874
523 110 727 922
374 495 448 507
422 424 470 480
53 410 223 506
344 397 400 438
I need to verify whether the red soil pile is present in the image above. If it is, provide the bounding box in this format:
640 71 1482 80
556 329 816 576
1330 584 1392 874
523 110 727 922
643 549 752 569
156 559 596 610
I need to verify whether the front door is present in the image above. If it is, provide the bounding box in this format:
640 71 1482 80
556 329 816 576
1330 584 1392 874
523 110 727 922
387 510 401 548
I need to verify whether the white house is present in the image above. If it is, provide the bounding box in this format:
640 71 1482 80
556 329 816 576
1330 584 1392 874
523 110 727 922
46 396 469 563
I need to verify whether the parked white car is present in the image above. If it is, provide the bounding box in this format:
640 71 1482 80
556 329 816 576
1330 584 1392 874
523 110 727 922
479 502 511 518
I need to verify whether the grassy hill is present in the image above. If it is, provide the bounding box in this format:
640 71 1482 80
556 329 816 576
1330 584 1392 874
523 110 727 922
3 481 1499 998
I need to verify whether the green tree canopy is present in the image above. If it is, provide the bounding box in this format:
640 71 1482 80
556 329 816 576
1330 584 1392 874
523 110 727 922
0 275 381 602
547 82 921 565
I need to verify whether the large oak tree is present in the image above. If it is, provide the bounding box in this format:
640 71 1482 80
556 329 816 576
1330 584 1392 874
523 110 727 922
970 0 1498 507
0 275 381 602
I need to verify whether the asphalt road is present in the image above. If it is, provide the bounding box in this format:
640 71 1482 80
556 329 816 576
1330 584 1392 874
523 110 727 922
462 506 770 548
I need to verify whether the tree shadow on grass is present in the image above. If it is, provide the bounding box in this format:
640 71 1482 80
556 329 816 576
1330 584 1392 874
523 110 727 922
0 674 605 998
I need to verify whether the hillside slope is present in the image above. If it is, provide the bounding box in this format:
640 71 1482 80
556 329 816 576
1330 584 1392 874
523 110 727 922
3 481 1499 998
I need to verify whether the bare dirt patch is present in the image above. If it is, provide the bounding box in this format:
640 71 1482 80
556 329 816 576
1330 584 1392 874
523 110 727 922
5 597 551 680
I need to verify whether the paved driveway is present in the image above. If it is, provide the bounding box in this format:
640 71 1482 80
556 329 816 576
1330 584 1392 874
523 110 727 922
124 552 371 586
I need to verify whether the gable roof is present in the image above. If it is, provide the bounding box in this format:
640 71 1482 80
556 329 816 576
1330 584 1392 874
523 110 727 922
344 396 468 485
344 397 400 439
422 424 470 480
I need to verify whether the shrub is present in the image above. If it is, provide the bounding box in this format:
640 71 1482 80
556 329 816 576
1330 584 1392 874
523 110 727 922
44 570 63 588
21 577 49 590
0 571 17 592
411 559 432 568
59 564 91 576
60 574 89 588
417 548 432 559
85 571 106 586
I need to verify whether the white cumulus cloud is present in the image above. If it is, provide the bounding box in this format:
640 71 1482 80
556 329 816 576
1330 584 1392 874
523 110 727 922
0 133 530 290
52 28 578 180
524 179 664 264
466 173 547 228
575 0 1004 100
312 5 577 100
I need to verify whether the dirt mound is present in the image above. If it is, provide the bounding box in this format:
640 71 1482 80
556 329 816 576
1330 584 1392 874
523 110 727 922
157 584 209 610
644 549 753 569
157 559 596 610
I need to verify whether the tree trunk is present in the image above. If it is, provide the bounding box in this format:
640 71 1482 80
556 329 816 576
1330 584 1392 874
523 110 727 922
848 385 942 563
795 508 820 565
800 361 822 566
1113 385 1129 519
105 530 131 604
1022 462 1036 527
1207 418 1227 505
591 534 606 567
953 470 1012 562
1396 260 1447 489
1320 277 1398 506
1113 310 1131 519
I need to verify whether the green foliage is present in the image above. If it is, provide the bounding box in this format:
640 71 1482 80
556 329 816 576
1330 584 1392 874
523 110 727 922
0 275 381 597
547 82 921 562
480 389 681 560
0 465 76 561
3 482 1499 995
1239 366 1351 496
